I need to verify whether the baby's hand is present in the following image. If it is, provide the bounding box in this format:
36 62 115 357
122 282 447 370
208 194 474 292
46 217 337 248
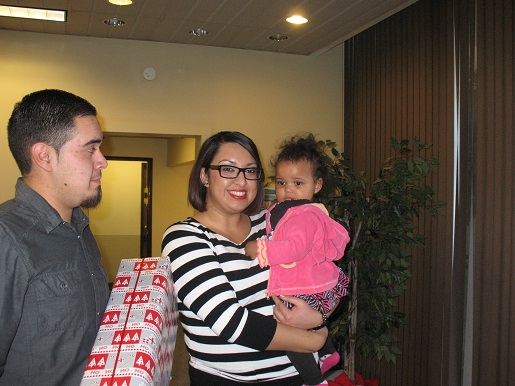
244 240 258 259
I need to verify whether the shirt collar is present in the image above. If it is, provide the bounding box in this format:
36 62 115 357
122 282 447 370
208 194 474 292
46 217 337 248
15 178 89 233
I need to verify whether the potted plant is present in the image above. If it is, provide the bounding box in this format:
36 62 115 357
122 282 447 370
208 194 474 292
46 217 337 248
316 136 445 383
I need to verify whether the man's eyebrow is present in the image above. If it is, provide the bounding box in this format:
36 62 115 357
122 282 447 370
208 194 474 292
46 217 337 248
83 138 103 147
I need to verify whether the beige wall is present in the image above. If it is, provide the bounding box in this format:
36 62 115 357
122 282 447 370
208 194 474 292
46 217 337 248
90 160 143 236
97 135 195 259
0 29 344 257
88 160 144 281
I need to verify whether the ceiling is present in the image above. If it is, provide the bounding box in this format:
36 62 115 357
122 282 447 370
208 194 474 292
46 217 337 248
0 0 417 56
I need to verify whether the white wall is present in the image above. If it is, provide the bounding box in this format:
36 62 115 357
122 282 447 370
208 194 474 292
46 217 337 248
89 160 143 236
88 160 143 281
0 30 344 258
1 29 344 201
96 135 194 259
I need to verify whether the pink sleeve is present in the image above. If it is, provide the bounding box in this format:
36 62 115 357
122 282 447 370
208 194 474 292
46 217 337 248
256 211 317 267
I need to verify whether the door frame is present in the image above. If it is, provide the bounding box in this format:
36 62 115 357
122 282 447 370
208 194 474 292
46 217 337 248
105 156 153 258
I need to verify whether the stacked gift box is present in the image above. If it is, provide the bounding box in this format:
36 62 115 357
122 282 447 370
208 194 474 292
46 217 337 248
81 257 179 386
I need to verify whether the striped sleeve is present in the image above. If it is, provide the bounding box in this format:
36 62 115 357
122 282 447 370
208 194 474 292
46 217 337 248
162 221 274 350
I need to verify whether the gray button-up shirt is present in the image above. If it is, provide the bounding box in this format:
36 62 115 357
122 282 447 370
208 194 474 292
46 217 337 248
0 178 110 385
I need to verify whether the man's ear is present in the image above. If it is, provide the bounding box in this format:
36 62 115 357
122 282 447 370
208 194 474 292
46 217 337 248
314 178 323 194
31 143 54 172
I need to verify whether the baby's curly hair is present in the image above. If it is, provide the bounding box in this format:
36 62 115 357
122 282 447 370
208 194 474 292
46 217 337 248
272 133 329 200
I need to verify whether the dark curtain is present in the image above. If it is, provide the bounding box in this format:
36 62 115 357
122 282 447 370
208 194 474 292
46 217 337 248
343 0 513 385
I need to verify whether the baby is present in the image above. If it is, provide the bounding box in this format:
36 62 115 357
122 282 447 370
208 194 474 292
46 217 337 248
245 134 350 386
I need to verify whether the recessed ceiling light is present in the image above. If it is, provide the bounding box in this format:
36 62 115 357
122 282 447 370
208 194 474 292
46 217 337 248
189 28 209 37
0 5 66 22
108 0 133 5
269 34 289 41
103 17 126 27
286 15 308 24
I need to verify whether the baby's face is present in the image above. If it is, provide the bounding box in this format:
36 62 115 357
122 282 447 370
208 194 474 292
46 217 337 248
274 159 322 202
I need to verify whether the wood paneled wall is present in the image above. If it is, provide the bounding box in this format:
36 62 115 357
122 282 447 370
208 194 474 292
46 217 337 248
343 0 513 385
474 0 514 385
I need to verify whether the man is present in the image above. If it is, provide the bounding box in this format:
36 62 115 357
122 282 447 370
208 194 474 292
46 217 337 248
0 89 110 385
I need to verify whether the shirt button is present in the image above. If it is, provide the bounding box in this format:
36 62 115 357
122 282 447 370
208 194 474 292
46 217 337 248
77 235 81 239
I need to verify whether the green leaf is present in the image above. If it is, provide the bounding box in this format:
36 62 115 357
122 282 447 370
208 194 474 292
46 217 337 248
321 135 444 367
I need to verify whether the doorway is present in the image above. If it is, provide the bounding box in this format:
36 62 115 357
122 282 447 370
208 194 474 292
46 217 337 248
88 157 153 283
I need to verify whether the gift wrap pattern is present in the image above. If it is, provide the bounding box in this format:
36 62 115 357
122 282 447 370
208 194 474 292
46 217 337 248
81 257 179 386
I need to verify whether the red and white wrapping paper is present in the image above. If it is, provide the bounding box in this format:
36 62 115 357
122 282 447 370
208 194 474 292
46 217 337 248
81 257 179 386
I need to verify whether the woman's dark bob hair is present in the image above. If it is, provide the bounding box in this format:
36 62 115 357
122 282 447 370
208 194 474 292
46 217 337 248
188 131 265 215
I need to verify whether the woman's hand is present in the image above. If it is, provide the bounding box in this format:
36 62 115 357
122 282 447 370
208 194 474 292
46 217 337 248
271 294 324 330
244 240 258 258
266 295 331 352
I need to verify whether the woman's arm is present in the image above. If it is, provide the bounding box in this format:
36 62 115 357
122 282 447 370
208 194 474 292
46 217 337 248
163 219 332 354
163 220 317 352
266 323 327 352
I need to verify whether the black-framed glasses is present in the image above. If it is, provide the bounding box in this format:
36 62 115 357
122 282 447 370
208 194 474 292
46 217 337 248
208 165 262 180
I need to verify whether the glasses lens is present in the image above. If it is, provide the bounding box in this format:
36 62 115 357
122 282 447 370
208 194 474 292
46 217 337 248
244 168 261 180
219 166 237 178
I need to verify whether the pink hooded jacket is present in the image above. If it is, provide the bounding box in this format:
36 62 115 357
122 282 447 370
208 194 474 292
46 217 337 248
256 203 350 296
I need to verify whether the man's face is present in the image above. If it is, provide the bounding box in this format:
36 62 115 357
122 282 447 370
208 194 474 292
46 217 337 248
53 115 108 210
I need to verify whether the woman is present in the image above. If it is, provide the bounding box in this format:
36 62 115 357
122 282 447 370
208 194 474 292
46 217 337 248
162 131 327 385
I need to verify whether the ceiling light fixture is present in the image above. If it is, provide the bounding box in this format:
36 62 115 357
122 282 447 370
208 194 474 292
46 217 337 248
286 15 308 24
103 17 126 27
189 28 209 37
269 34 289 42
0 5 66 22
108 0 133 5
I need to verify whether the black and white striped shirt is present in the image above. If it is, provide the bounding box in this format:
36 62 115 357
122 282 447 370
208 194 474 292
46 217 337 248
162 209 301 383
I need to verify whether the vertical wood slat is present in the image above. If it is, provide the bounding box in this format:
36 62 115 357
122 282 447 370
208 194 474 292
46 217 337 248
475 0 514 385
345 1 455 384
343 0 513 385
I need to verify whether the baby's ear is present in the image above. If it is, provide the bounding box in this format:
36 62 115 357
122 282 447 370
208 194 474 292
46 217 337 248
314 177 323 194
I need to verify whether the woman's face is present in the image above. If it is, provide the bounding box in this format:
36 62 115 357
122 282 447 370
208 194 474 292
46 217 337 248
201 142 259 216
